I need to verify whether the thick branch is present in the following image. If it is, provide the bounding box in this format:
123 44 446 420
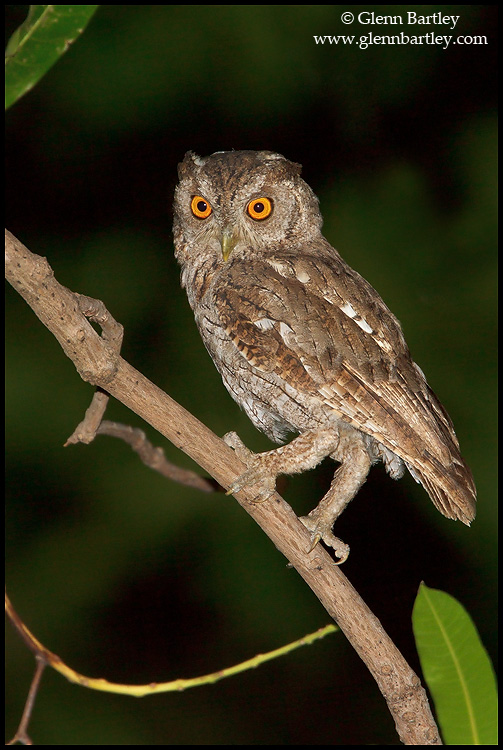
5 229 441 745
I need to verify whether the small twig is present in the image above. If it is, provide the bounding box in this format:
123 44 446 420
95 420 219 491
66 399 218 490
65 388 110 445
65 294 124 444
73 292 124 349
6 590 336 698
6 658 45 745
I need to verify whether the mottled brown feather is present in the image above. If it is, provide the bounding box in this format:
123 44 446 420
173 149 476 532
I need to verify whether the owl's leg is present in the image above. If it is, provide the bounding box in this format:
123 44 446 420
224 429 340 500
299 429 372 562
224 429 356 561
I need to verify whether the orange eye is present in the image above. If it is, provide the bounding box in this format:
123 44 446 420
247 197 273 220
191 195 212 219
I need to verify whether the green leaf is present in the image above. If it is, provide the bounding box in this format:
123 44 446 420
413 583 498 745
5 5 99 110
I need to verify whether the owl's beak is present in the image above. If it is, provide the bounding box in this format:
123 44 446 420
221 228 237 262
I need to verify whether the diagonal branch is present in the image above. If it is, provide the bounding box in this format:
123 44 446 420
5 228 442 745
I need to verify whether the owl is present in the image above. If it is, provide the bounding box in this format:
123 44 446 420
173 150 476 561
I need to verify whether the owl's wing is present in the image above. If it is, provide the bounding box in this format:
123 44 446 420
214 251 476 524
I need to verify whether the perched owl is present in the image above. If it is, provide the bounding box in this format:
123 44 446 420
173 150 476 561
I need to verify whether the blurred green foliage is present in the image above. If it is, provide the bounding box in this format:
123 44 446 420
6 5 496 745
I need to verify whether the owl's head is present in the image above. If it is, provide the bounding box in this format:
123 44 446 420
173 150 323 267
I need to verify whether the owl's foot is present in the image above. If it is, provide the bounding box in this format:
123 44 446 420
299 513 350 564
224 429 373 562
297 430 373 563
223 431 278 502
224 428 342 503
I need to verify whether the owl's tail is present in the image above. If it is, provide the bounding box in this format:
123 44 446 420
406 456 477 525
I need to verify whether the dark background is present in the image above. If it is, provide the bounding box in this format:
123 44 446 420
6 5 496 745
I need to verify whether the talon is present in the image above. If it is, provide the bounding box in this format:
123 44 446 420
300 515 350 563
332 550 350 566
307 533 322 554
223 432 279 503
226 469 276 502
248 492 273 504
226 484 274 503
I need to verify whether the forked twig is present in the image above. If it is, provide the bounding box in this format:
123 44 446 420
63 294 218 491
